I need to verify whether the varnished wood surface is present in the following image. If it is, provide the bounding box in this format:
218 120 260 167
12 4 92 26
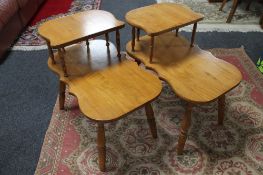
126 32 242 103
38 10 125 48
125 3 204 36
48 40 162 121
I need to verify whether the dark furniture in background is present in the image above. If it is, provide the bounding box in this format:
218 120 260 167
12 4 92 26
220 0 263 24
0 0 46 60
208 0 223 2
261 13 263 28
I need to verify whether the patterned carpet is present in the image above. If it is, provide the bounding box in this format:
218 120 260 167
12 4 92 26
157 0 263 32
13 0 101 48
35 48 263 175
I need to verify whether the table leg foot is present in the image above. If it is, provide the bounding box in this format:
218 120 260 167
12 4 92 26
177 103 192 155
145 103 157 139
97 122 106 172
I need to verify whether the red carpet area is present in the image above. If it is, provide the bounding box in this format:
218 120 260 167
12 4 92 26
30 0 73 26
35 48 263 175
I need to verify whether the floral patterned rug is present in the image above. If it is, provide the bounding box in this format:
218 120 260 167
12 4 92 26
157 0 263 32
13 0 101 49
35 48 263 175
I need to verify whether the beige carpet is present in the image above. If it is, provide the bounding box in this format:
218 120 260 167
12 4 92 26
157 0 263 32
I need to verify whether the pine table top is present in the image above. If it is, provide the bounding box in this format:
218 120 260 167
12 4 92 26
126 32 242 103
125 3 204 36
38 10 125 48
48 40 162 121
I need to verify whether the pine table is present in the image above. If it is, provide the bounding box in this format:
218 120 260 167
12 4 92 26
38 10 162 172
126 3 242 155
38 10 125 77
125 3 204 63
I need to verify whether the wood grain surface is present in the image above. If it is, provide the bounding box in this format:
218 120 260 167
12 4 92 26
48 40 162 121
38 10 125 48
125 3 204 36
126 32 242 103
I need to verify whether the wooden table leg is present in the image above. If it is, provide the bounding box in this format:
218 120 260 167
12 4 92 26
218 94 225 125
86 40 90 53
86 40 89 46
219 0 227 11
47 42 55 64
134 59 142 66
260 13 263 29
59 81 66 110
190 23 197 47
97 122 106 172
145 103 157 139
116 29 121 60
246 0 253 11
150 36 155 63
226 0 239 23
137 28 140 41
58 48 68 77
105 33 110 47
132 27 136 52
177 103 192 155
176 29 179 37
